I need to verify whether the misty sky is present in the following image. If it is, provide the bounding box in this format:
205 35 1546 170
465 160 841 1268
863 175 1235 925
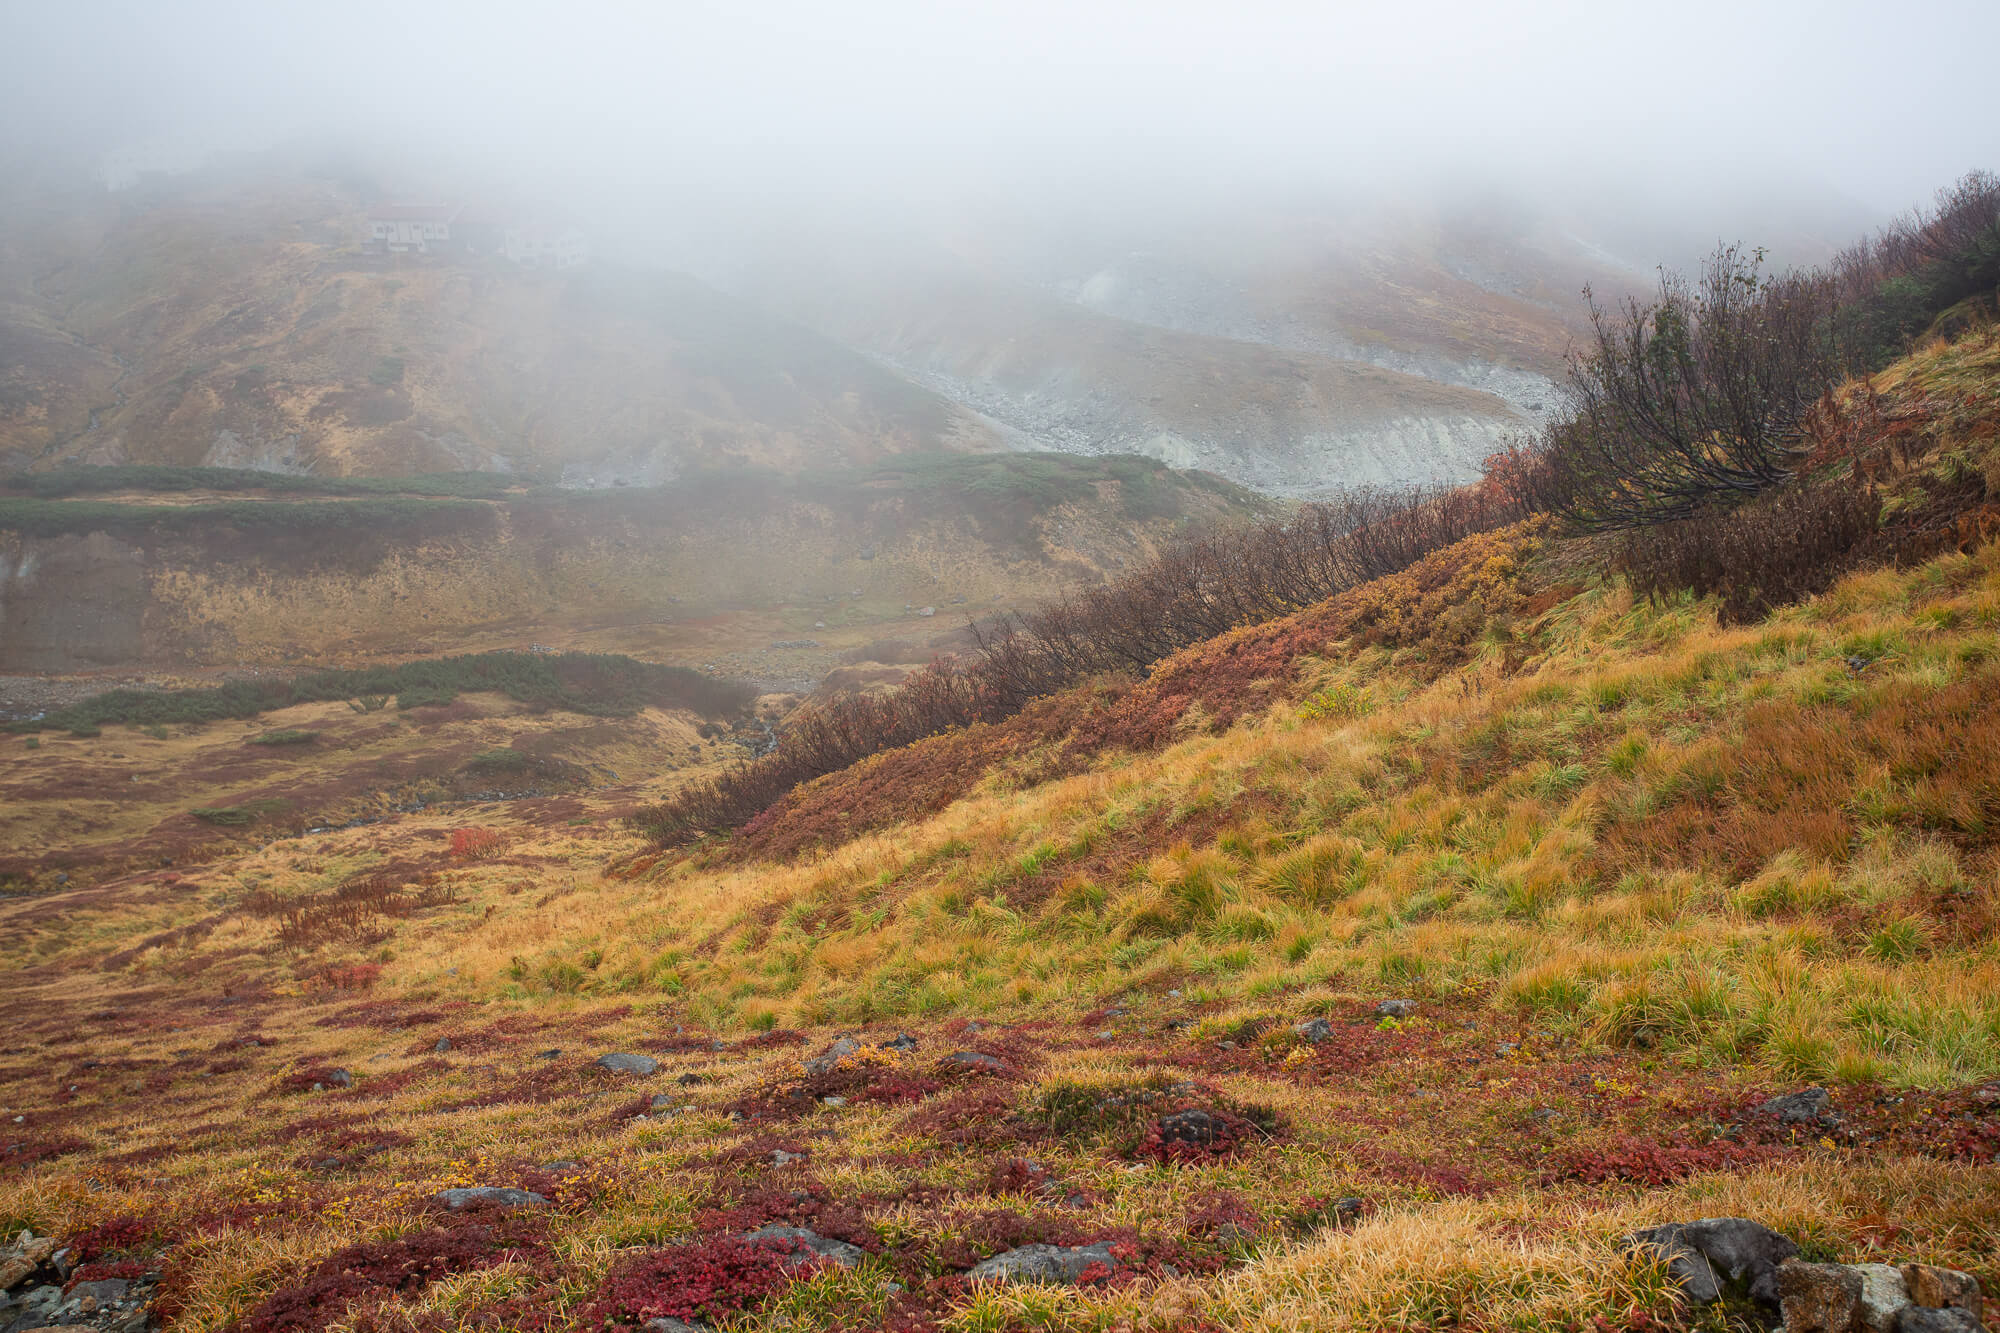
5 0 1997 219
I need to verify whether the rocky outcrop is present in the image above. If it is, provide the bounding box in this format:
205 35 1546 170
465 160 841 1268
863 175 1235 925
967 1241 1119 1285
1630 1219 1987 1333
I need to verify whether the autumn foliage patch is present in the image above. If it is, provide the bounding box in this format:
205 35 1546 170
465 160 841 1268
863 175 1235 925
579 1235 818 1328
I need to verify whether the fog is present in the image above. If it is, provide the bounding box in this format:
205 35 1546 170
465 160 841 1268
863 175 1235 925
7 0 1998 244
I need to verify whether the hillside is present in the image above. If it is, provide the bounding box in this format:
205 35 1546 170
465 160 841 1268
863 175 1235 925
0 306 1995 1332
0 453 1265 675
716 196 1658 493
0 171 1002 479
730 252 1534 494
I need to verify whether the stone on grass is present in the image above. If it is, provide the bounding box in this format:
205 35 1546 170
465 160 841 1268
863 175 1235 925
1293 1018 1333 1044
595 1052 659 1076
433 1037 452 1053
967 1241 1118 1285
1755 1086 1832 1123
884 1032 919 1052
1630 1217 1799 1311
1374 999 1417 1018
944 1051 1010 1074
1902 1265 1983 1319
744 1225 866 1269
1157 1109 1221 1147
434 1186 549 1210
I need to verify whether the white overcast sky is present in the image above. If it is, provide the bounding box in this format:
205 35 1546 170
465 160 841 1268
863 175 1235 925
5 0 1997 216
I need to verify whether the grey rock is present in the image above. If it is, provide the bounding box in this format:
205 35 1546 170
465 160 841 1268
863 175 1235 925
1293 1017 1333 1044
68 1279 127 1304
1896 1310 1985 1333
1854 1263 1914 1333
433 1037 452 1053
884 1032 919 1052
643 1320 713 1333
434 1186 550 1210
770 1149 805 1166
967 1241 1118 1285
1631 1217 1799 1311
821 1095 846 1107
649 1094 674 1110
1375 999 1417 1018
1756 1086 1832 1124
805 1037 861 1076
744 1225 866 1269
596 1052 659 1076
944 1051 1010 1074
1157 1109 1222 1146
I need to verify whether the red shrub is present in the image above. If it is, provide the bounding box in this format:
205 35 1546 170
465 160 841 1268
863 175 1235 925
65 1216 158 1261
235 1218 550 1333
579 1235 817 1327
1543 1135 1772 1187
66 1259 145 1292
450 828 504 860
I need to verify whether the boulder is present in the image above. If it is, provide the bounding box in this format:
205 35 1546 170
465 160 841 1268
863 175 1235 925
434 1186 550 1210
1630 1217 1799 1311
1902 1265 1983 1320
595 1052 659 1076
1755 1087 1832 1124
944 1051 1010 1075
1293 1018 1333 1044
65 1279 128 1304
1782 1261 1870 1333
1157 1110 1222 1147
744 1225 866 1269
967 1241 1118 1285
1896 1310 1985 1333
1854 1263 1915 1333
1375 999 1417 1018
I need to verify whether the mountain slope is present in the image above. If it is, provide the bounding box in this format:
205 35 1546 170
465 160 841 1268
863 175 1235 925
0 173 1003 478
736 254 1531 494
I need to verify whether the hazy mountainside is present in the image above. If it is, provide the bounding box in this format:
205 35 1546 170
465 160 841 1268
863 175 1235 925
0 162 1666 496
731 254 1530 494
0 173 1003 479
717 199 1655 493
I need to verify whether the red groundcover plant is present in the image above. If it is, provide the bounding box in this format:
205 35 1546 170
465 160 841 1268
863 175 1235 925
580 1235 819 1328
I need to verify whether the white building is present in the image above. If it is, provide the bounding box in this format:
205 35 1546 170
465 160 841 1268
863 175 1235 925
366 203 461 253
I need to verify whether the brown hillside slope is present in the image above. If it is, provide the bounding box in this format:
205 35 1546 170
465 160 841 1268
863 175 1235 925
0 174 1001 476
